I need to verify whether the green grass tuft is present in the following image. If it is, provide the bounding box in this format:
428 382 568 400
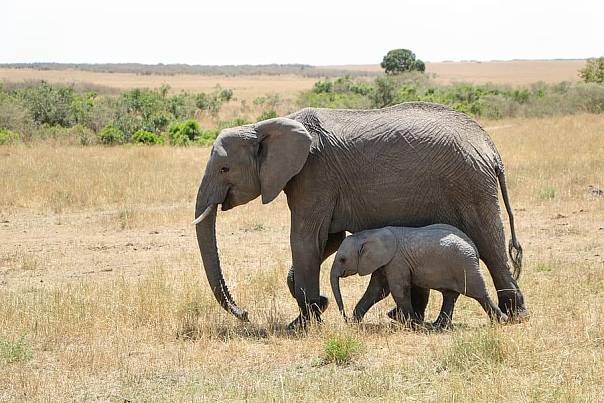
0 336 32 364
322 334 363 365
538 187 556 200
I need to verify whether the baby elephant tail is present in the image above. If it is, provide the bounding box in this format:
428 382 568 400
497 168 523 280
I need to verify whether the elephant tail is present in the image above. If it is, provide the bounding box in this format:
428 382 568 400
497 167 523 280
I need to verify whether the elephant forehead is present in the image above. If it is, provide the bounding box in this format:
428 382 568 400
214 129 257 154
218 126 256 142
340 237 358 253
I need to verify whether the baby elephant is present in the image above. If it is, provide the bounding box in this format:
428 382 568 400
330 224 508 328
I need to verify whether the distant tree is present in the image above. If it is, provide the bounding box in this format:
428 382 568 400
579 57 604 83
381 49 425 75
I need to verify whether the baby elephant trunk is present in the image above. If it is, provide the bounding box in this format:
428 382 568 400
330 265 347 320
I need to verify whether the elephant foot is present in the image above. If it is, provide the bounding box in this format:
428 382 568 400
503 308 528 324
386 307 398 321
498 313 510 324
286 295 329 331
387 307 425 323
386 308 423 329
497 291 529 323
432 318 453 331
349 314 364 324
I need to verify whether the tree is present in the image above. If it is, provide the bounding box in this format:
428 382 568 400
579 57 604 83
380 49 425 75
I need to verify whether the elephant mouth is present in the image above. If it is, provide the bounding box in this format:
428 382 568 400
221 188 233 211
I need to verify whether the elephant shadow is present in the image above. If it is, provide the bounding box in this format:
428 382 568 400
176 317 476 341
346 320 474 335
176 319 314 341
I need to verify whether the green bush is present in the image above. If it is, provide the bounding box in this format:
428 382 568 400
313 80 333 94
299 75 604 119
371 76 399 107
168 119 201 146
0 128 20 145
196 128 220 146
298 91 371 109
579 57 604 83
98 125 125 145
256 110 278 122
253 94 282 110
14 81 77 127
132 129 164 145
0 100 34 137
194 86 234 117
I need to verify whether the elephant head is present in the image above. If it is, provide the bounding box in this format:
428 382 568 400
330 228 396 319
193 118 312 321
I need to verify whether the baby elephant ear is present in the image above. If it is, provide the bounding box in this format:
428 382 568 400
358 229 397 276
254 118 312 204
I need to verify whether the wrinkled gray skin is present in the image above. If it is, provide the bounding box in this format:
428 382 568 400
330 225 509 328
193 102 525 327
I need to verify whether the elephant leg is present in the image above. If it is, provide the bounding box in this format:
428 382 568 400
433 290 459 329
387 285 430 322
411 286 430 321
352 270 390 322
287 227 337 329
465 209 527 320
287 231 345 317
390 286 421 327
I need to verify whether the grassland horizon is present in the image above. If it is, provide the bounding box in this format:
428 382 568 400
0 60 587 99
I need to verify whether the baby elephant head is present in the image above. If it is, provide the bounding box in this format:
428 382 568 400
330 228 397 319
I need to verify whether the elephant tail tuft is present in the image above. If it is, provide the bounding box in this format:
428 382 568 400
508 239 523 280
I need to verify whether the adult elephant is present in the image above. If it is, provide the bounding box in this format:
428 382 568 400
193 102 526 327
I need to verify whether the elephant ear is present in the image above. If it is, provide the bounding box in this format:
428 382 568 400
357 229 397 276
255 117 312 204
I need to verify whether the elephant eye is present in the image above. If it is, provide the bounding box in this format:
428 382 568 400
339 257 346 264
219 167 230 174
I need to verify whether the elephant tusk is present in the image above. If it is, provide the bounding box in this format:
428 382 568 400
192 204 217 225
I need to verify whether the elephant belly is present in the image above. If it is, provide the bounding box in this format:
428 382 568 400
411 264 461 293
329 185 455 235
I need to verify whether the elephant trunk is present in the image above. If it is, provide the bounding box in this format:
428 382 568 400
330 266 347 320
194 186 249 322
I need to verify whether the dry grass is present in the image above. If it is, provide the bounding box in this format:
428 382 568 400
320 60 587 84
0 114 603 401
0 68 317 103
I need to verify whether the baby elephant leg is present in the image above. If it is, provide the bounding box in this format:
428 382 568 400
433 290 459 329
476 295 509 324
390 287 422 327
352 270 390 322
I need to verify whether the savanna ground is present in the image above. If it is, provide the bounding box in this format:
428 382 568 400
1 111 603 401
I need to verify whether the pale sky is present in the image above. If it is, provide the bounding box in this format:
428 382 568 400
3 0 603 65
